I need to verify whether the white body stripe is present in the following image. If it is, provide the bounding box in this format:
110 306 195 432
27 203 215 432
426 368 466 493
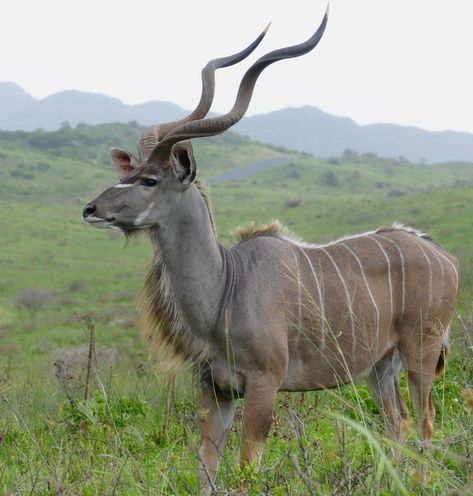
424 241 445 288
422 240 459 292
368 236 393 331
320 247 356 353
393 230 458 293
298 248 326 350
291 251 302 328
413 238 433 318
281 226 457 357
374 234 406 319
340 243 380 336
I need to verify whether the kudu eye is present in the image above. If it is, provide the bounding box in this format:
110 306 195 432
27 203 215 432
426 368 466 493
142 178 158 187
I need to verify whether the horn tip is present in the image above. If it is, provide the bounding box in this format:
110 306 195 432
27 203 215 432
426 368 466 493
325 3 330 17
263 21 272 35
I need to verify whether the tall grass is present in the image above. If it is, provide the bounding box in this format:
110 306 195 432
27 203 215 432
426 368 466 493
0 310 471 494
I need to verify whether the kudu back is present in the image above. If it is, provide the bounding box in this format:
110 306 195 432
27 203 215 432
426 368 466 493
83 7 460 490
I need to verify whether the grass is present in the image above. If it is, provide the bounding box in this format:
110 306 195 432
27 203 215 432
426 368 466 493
0 123 472 494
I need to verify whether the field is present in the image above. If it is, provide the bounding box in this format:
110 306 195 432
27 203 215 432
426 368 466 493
0 124 472 494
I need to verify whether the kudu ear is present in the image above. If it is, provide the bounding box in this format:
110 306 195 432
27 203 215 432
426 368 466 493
170 142 197 184
109 147 139 180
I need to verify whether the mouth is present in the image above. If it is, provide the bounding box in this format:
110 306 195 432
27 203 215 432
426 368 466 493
83 215 116 228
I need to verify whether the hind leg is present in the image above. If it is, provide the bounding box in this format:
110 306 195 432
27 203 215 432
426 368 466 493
405 369 437 450
394 373 411 442
366 347 409 441
400 327 443 449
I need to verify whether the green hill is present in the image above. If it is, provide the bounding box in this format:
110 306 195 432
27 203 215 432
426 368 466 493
1 122 472 324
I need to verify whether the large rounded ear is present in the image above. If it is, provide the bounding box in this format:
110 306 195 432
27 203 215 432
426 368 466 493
170 141 197 184
109 148 139 180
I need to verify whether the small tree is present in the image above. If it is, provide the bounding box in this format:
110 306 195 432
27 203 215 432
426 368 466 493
322 170 339 187
342 148 359 161
15 288 53 317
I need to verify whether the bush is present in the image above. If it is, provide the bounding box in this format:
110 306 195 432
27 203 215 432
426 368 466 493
68 281 85 292
342 148 359 161
36 162 50 171
53 345 117 401
284 197 303 209
387 189 405 197
351 170 361 180
288 162 300 178
15 288 53 317
322 170 339 187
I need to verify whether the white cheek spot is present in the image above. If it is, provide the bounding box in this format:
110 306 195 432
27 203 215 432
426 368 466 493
114 183 134 188
134 202 155 225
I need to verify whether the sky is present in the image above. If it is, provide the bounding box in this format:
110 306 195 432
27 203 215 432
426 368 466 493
1 0 472 133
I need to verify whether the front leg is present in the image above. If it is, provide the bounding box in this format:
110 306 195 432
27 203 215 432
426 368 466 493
199 384 236 492
240 375 279 467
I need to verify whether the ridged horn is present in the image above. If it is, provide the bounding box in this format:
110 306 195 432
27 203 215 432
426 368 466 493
138 23 271 160
148 5 329 164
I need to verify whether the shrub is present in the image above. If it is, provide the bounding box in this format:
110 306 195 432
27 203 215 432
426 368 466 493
68 281 85 292
9 170 34 180
36 162 50 171
387 189 405 197
351 170 361 180
15 288 53 317
322 170 339 187
342 148 359 161
284 197 303 209
53 345 117 401
288 162 300 178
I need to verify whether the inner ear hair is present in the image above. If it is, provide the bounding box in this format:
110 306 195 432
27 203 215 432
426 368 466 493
110 147 139 179
171 143 196 183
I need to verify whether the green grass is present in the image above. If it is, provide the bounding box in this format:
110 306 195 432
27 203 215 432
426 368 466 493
0 124 472 494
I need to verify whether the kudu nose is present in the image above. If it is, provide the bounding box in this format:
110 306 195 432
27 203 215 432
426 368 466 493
83 204 96 218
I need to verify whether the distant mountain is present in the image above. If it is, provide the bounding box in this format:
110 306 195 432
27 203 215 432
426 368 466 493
0 82 187 131
235 106 473 164
0 82 36 115
1 82 473 163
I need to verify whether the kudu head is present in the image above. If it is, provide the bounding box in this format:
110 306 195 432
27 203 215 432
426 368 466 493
83 8 328 234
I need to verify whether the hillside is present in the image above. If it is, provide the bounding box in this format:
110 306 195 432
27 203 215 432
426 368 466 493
0 122 284 202
2 82 473 163
235 106 473 163
1 122 472 299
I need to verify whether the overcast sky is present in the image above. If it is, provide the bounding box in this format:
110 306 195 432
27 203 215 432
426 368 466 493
1 0 472 133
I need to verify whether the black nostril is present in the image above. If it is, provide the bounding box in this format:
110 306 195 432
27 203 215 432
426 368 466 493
83 204 96 218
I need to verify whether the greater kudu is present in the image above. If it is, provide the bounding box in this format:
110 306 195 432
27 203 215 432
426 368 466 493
83 7 460 490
